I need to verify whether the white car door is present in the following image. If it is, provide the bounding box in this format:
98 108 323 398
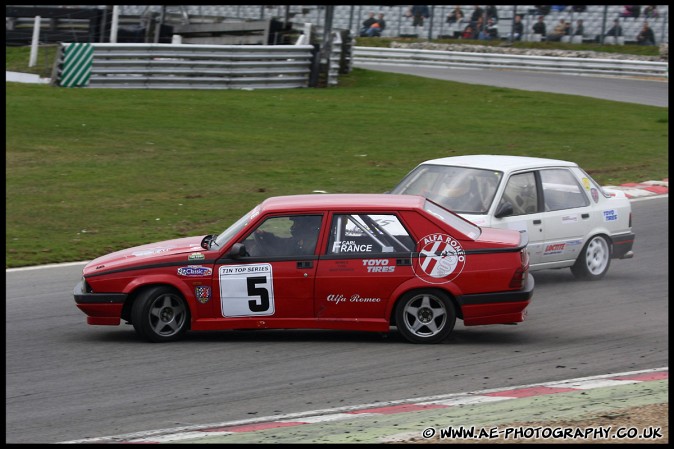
490 171 547 266
537 168 593 265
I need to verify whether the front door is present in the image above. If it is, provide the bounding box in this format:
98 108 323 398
216 214 323 320
491 171 546 265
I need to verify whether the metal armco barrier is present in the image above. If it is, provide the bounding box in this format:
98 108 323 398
55 43 316 89
60 43 94 87
352 47 668 78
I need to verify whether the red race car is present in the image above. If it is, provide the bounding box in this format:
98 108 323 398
74 194 533 344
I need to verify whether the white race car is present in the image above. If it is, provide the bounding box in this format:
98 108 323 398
390 155 634 280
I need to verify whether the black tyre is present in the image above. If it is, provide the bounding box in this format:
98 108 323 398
395 290 456 344
131 286 190 342
570 235 611 281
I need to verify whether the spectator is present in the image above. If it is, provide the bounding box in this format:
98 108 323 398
461 24 475 39
547 18 567 41
470 5 484 24
485 5 499 21
479 17 499 40
572 5 587 13
643 5 659 19
446 5 464 24
359 12 376 37
636 21 656 45
410 5 430 28
573 19 584 36
374 13 386 35
605 19 623 37
364 13 386 37
550 5 566 12
473 15 485 38
532 15 547 38
512 14 524 41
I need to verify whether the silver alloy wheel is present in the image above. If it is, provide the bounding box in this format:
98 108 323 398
148 293 188 338
584 235 610 276
402 293 447 338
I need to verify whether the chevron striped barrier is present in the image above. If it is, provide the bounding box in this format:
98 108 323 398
59 43 94 87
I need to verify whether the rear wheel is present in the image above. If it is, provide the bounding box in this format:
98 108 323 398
131 286 190 342
395 290 456 344
571 235 611 281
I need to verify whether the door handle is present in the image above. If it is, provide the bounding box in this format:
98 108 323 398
533 219 542 225
297 261 313 269
581 213 589 219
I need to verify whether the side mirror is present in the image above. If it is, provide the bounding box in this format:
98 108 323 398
494 201 514 218
228 243 247 259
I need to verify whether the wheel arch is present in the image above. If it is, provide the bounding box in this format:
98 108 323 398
388 286 462 326
121 280 192 326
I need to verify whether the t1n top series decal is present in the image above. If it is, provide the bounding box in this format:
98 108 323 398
219 264 275 317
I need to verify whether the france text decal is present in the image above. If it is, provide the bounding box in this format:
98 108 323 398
413 233 466 284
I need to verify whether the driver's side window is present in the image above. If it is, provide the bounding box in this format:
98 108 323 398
241 215 321 258
500 172 538 216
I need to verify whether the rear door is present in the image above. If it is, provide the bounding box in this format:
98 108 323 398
314 213 415 320
537 168 593 264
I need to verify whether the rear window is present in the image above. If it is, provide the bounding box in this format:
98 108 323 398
424 200 481 240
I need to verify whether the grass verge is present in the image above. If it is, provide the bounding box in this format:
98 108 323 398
6 54 668 268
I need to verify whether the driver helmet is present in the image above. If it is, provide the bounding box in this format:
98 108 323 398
290 217 318 238
441 182 470 198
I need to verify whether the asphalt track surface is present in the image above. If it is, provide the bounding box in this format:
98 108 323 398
5 196 668 444
6 67 668 443
355 62 669 107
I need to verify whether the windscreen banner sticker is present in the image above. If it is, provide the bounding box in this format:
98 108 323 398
219 264 275 317
413 233 465 284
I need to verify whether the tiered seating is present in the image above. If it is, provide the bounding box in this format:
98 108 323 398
116 5 668 45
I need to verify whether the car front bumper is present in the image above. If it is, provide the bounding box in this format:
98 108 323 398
74 280 127 325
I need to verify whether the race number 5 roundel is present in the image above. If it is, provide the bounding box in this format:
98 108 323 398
413 233 466 284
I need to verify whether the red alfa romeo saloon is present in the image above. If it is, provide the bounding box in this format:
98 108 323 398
74 194 534 344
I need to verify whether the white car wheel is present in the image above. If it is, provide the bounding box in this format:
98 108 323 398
571 235 611 281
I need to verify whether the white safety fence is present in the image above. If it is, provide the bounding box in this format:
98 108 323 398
55 43 317 89
352 46 668 78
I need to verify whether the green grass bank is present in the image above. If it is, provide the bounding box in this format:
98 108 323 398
6 47 668 268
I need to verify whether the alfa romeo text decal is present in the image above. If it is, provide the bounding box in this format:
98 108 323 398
413 233 466 284
219 264 275 317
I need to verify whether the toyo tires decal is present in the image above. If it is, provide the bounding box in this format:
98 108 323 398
413 233 466 284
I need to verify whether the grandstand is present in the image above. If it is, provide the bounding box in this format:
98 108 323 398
117 5 668 45
6 5 669 46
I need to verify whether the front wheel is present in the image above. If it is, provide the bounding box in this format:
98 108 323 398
131 286 190 342
395 290 456 344
571 235 611 281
